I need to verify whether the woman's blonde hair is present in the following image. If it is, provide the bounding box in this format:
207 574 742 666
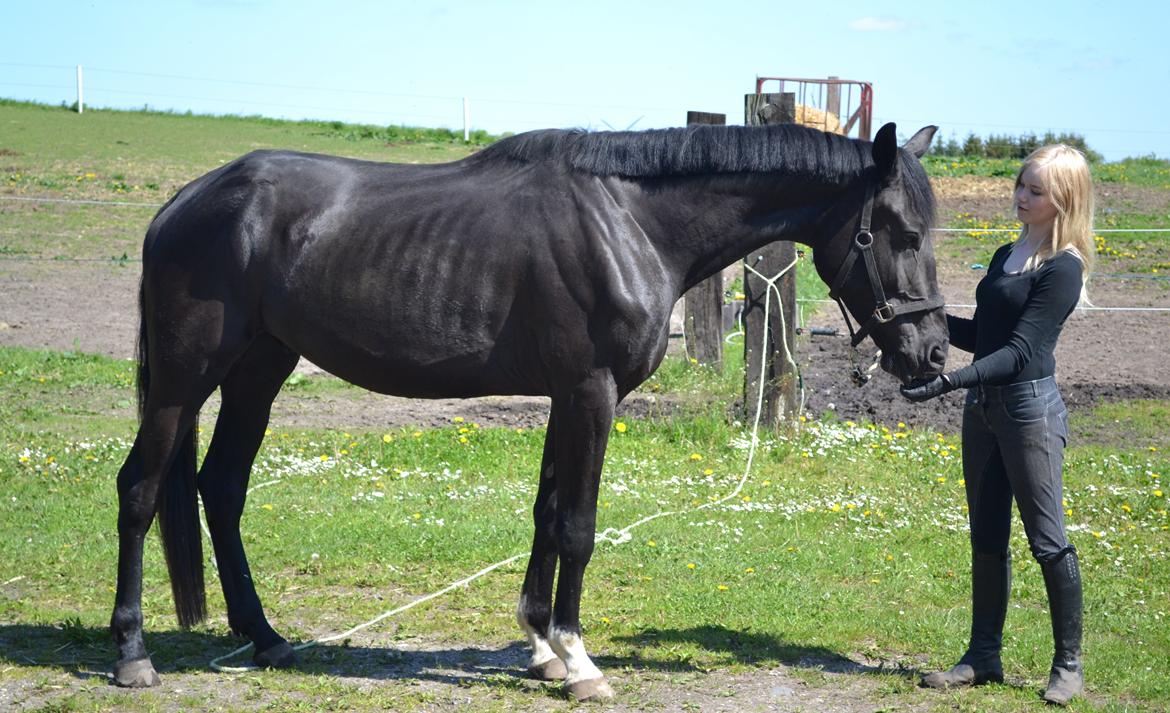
1016 144 1095 301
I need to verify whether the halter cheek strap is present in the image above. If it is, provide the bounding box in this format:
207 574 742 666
827 182 945 380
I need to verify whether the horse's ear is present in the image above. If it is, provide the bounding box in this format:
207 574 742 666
903 125 938 159
872 123 898 175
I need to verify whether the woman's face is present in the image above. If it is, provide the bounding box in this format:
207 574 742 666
1015 163 1059 230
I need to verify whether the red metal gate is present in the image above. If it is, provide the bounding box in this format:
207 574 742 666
754 76 873 140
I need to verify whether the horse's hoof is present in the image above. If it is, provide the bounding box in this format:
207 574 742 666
253 640 297 669
527 657 568 681
566 676 615 702
112 657 161 687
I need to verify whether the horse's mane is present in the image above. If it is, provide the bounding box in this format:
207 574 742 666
474 123 935 226
478 123 871 178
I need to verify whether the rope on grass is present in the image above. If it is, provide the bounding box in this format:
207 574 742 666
207 255 805 674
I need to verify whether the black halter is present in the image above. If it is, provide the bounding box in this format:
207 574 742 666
827 182 945 383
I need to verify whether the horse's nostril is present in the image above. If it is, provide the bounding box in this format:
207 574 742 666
928 344 947 371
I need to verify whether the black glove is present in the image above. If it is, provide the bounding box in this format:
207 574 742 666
899 374 955 403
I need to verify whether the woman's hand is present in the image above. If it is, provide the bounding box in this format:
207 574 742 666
899 374 956 403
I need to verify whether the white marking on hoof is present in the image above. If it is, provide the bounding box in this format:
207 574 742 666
567 676 615 702
528 657 569 681
548 625 604 686
517 597 564 678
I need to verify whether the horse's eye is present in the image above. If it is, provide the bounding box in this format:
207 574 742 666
903 231 922 250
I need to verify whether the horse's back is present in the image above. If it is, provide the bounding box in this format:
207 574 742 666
140 149 672 399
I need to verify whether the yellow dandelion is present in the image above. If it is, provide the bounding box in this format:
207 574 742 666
459 436 469 444
614 422 628 433
1156 490 1164 498
830 503 841 512
452 416 464 423
600 616 611 624
687 563 696 569
647 540 657 547
319 454 329 462
412 431 423 438
744 567 755 574
717 584 729 591
382 434 393 443
703 468 714 476
689 453 703 461
261 504 273 511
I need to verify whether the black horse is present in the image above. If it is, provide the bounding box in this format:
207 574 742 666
110 121 946 700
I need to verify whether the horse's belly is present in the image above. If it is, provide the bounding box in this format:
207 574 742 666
281 325 540 399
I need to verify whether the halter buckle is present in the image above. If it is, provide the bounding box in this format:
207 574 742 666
874 302 896 323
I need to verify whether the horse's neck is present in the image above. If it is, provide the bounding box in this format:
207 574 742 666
628 173 846 293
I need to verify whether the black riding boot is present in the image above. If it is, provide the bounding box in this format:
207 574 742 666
922 552 1010 688
1040 548 1083 705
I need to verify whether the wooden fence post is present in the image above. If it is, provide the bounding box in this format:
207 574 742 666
683 110 727 372
742 92 799 426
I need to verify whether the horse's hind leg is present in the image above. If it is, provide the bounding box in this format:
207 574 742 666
517 411 568 681
111 359 229 686
198 334 299 668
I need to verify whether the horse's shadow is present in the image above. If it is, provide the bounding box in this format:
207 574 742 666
0 622 538 689
607 625 918 679
0 621 926 691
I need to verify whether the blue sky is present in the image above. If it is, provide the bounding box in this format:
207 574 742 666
2 0 1167 161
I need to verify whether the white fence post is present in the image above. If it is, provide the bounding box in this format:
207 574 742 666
76 65 84 114
463 97 470 141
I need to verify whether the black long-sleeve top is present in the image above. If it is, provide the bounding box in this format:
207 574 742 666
946 243 1083 388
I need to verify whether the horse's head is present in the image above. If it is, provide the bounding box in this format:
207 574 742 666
812 123 948 385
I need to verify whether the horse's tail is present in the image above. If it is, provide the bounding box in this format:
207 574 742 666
137 263 207 628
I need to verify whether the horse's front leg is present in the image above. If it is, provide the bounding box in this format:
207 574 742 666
547 375 618 701
517 411 569 681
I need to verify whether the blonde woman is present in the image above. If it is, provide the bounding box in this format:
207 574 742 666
902 145 1094 705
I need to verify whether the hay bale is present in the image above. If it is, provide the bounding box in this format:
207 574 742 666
795 105 843 134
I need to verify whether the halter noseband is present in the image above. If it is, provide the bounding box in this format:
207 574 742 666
827 182 945 384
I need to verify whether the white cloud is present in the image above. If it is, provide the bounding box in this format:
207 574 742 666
850 17 906 32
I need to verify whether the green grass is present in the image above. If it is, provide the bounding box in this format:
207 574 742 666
0 101 488 260
1 346 1168 711
924 153 1170 189
2 101 1168 711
